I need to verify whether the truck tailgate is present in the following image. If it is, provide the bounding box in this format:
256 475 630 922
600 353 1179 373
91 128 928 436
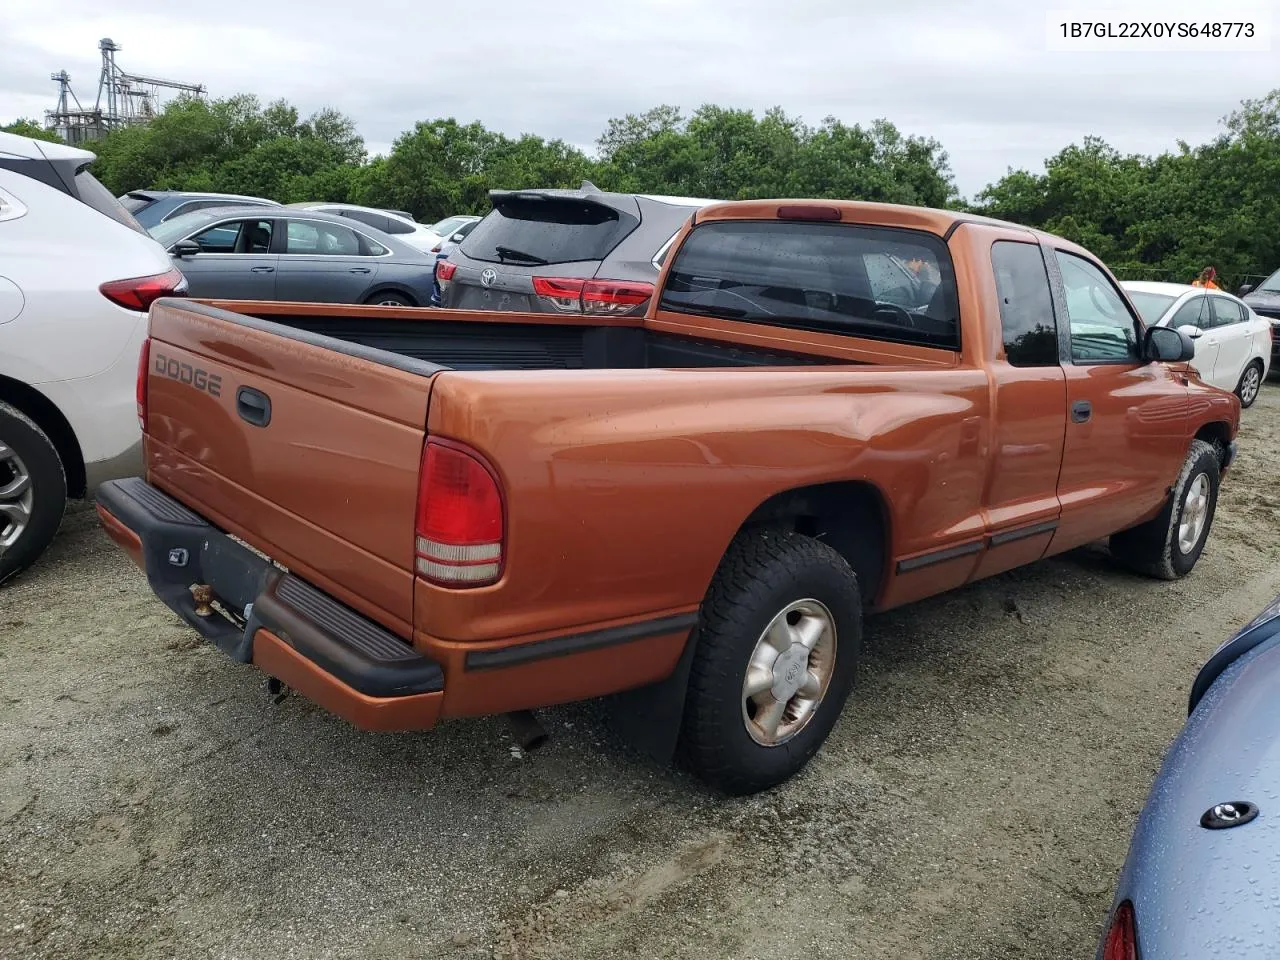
142 300 441 634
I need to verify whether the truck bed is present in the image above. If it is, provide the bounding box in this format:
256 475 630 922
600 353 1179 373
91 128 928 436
203 300 840 371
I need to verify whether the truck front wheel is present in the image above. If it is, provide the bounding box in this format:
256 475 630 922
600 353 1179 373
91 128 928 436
678 529 861 795
1109 438 1219 580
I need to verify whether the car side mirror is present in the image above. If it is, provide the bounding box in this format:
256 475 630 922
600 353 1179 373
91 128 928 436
1175 323 1202 340
1237 283 1254 297
171 239 201 258
1146 325 1195 363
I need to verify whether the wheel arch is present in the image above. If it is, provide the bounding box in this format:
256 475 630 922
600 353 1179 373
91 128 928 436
734 479 892 609
0 376 85 498
1195 420 1234 470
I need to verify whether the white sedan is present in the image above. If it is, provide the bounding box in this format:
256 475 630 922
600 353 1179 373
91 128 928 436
1123 281 1271 408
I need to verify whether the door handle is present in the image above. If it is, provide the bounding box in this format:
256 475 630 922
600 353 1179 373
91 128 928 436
236 386 272 427
1071 400 1092 423
250 266 275 274
349 267 372 274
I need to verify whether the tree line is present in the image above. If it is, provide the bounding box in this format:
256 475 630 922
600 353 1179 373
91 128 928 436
5 88 1278 284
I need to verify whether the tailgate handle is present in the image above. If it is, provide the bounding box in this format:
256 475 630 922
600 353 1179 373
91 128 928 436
236 386 272 427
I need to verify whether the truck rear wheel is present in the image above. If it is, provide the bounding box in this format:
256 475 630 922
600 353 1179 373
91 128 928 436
678 529 861 795
0 401 67 585
1109 439 1219 581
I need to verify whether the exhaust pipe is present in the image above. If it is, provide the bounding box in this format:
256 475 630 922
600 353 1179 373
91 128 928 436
505 710 548 751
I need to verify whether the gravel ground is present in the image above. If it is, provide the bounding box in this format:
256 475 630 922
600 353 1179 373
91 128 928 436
4 387 1280 960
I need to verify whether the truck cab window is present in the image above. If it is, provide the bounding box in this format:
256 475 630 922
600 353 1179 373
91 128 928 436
1055 251 1141 363
659 220 960 350
992 241 1057 366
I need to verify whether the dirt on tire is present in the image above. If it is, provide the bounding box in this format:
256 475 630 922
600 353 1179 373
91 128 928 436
3 389 1279 960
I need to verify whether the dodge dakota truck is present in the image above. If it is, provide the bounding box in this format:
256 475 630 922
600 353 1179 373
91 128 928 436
96 198 1239 794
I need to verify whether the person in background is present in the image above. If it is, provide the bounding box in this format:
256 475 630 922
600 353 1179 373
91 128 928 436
1192 266 1221 289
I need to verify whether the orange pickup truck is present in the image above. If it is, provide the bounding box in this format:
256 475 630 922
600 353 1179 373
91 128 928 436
96 199 1239 794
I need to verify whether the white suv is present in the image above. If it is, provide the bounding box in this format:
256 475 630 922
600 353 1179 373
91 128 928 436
0 131 185 583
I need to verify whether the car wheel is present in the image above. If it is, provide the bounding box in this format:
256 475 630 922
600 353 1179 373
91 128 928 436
678 529 861 795
365 292 414 307
0 401 67 586
1109 439 1219 580
1236 360 1263 408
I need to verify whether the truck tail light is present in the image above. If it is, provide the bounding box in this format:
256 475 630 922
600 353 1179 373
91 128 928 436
414 439 503 586
1101 901 1137 960
136 337 150 431
532 277 653 316
436 261 458 281
100 267 187 311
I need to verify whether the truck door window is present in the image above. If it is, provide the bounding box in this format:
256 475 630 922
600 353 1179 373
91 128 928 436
1055 251 1141 363
659 220 960 350
992 241 1058 366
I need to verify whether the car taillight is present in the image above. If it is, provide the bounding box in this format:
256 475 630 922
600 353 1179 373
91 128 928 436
414 439 503 587
531 277 654 316
136 337 150 431
436 261 458 281
1101 901 1137 960
100 267 187 311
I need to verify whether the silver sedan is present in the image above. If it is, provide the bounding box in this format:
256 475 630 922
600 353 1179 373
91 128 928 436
149 206 437 306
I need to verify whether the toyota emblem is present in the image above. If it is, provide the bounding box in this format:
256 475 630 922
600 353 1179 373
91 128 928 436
480 267 498 288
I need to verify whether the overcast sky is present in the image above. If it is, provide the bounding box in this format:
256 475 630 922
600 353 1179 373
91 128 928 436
4 0 1277 198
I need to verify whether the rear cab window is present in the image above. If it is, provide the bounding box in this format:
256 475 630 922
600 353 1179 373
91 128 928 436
657 220 960 350
461 198 639 266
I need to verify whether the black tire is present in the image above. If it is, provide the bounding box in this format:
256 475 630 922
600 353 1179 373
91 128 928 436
1109 439 1219 580
1236 359 1264 409
0 401 67 586
678 529 861 795
365 291 414 307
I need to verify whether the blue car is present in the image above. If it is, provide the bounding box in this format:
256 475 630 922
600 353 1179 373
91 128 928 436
429 219 480 306
1098 593 1280 959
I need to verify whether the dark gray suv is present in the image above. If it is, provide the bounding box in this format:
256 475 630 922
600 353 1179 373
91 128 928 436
437 182 717 316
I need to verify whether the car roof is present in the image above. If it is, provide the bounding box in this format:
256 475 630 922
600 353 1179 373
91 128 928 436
130 189 278 204
193 205 384 225
0 130 96 164
290 201 420 222
1121 281 1199 296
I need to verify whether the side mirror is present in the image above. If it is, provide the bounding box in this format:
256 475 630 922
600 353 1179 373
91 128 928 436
1175 323 1203 340
1146 325 1195 363
171 239 201 258
1237 283 1254 297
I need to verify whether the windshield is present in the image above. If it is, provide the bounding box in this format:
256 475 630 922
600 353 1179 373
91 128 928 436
1125 291 1177 324
1260 269 1280 293
149 209 223 246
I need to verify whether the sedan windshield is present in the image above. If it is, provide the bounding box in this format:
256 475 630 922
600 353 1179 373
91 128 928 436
149 209 223 246
1126 291 1177 324
1260 268 1280 293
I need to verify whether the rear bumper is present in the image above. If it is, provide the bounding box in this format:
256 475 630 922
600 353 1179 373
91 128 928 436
96 477 444 731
